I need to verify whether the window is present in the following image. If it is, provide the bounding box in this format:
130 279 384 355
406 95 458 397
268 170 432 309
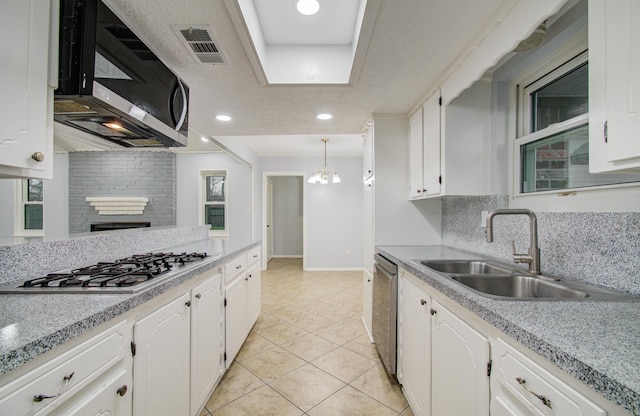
200 171 227 236
516 51 640 194
15 178 44 236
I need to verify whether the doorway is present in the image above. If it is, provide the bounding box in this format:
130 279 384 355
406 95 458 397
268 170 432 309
262 172 306 270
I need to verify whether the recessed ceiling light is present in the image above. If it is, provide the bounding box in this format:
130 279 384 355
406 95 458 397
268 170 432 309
215 114 231 121
296 0 319 15
316 113 332 120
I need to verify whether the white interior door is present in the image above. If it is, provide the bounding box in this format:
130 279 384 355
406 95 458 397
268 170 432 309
266 179 274 263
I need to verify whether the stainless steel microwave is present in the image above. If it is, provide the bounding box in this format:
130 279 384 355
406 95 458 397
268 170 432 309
54 0 189 148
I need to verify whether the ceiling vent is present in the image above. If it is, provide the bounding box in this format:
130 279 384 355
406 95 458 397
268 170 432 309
175 26 225 64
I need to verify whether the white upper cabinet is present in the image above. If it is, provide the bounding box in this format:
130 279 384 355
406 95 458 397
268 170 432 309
362 121 374 182
409 90 441 199
589 0 640 172
0 0 57 179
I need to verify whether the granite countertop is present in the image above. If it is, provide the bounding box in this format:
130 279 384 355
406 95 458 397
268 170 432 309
0 238 259 377
377 245 640 416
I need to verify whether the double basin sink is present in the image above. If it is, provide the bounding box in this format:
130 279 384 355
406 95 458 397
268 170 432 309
417 259 636 301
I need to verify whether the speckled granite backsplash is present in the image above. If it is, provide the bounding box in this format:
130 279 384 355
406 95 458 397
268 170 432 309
0 225 209 285
441 195 640 296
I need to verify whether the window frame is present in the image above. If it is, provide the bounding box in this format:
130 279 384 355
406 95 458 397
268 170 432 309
509 32 640 209
199 170 228 237
14 179 44 237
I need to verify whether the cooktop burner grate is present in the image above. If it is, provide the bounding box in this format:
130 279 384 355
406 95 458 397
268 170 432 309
12 252 208 293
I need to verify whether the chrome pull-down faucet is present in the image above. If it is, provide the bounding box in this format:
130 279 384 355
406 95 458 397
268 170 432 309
485 209 541 274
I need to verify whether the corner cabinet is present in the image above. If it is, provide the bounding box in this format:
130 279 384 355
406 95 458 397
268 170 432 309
0 0 56 179
409 91 442 199
588 0 640 173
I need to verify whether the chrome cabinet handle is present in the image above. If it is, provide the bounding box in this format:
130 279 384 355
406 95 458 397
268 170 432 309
195 293 202 299
430 308 436 315
236 265 242 270
516 377 552 409
185 300 191 307
420 299 426 305
33 372 74 402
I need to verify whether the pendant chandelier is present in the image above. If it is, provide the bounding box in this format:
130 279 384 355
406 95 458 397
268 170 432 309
308 138 341 184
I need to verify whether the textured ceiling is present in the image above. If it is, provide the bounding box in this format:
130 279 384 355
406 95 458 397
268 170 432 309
102 0 516 156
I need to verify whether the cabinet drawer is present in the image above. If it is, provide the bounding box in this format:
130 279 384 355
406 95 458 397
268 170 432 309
492 338 605 416
225 256 247 283
0 319 131 416
246 246 260 266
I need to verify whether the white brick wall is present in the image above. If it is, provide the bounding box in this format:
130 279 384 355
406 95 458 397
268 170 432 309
68 152 176 233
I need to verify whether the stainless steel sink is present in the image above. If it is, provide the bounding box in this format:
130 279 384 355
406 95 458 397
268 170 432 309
416 259 637 301
450 274 589 299
420 260 513 275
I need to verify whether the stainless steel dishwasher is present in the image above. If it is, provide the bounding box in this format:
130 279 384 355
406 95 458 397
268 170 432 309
372 252 398 377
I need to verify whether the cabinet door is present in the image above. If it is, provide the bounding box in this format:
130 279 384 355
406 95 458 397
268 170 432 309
0 0 53 177
134 293 191 416
225 276 248 368
409 107 425 198
431 300 489 416
247 264 261 327
400 277 431 416
589 0 640 172
422 91 441 196
362 269 373 340
363 122 374 180
191 273 223 415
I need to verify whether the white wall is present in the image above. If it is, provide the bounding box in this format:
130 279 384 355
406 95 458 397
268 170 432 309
271 176 303 257
176 153 253 241
261 157 363 270
45 153 69 239
0 179 14 239
373 115 442 245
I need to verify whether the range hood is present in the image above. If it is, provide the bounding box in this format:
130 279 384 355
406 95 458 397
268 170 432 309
54 0 189 148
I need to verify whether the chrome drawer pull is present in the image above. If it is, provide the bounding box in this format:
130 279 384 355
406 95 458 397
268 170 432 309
516 377 552 409
33 372 75 402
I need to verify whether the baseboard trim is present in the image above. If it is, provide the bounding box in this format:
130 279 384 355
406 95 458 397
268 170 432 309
272 255 303 258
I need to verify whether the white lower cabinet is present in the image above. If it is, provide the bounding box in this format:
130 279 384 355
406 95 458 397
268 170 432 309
0 319 132 416
225 272 249 367
133 270 223 416
225 258 262 368
133 292 191 416
491 338 606 416
190 272 223 415
399 269 617 416
399 272 488 416
362 268 374 339
431 300 490 416
398 276 431 416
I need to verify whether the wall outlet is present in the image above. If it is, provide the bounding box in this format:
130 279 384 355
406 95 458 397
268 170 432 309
481 211 488 227
346 248 351 256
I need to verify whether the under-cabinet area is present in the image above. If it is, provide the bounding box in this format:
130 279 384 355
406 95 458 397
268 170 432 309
0 241 261 416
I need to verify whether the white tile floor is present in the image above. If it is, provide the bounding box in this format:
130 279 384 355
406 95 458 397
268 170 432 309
200 258 413 416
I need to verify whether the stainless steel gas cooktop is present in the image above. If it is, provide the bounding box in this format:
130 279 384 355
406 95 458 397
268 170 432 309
0 252 208 294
